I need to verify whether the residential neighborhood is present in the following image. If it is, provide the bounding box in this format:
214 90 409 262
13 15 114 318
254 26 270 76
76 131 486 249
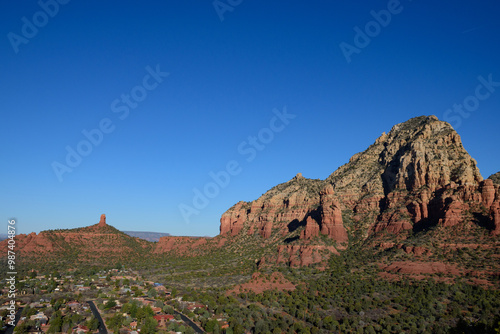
0 268 229 333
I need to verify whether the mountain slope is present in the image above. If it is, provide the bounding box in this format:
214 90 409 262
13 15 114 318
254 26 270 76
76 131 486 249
219 115 499 269
122 231 171 242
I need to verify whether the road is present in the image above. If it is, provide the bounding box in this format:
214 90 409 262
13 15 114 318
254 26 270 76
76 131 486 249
140 297 204 333
87 301 108 334
173 310 205 333
1 307 23 334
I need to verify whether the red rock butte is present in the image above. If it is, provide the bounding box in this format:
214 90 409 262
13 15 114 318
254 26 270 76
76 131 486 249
99 214 106 227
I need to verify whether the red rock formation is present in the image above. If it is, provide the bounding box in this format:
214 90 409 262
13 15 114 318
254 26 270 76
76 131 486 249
490 200 500 235
374 205 413 234
318 185 348 242
216 116 498 267
481 179 496 208
99 214 106 227
276 245 339 267
402 245 429 256
220 202 247 236
438 196 466 227
300 216 320 240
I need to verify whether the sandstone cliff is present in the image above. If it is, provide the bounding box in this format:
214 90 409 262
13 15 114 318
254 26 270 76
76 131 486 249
219 116 498 266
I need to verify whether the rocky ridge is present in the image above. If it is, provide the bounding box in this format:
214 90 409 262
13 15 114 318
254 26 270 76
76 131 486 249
219 116 499 266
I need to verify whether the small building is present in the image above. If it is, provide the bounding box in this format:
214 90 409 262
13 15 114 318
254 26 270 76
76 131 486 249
67 301 81 310
220 320 229 329
153 314 174 327
187 303 206 311
30 312 48 324
72 324 89 333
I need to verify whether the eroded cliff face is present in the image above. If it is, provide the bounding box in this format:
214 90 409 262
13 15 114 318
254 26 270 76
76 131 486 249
219 116 498 266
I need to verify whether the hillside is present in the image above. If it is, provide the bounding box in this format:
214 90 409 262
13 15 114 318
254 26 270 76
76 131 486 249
0 214 154 272
122 230 171 242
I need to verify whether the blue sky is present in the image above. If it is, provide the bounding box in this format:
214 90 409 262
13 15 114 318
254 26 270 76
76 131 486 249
1 0 499 236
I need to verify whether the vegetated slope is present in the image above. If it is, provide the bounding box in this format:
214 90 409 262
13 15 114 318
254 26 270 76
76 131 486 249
489 171 500 185
122 230 171 242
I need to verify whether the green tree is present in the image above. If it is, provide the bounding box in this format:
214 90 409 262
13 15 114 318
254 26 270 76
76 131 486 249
13 321 29 334
106 312 124 333
147 288 157 298
205 319 220 333
104 299 117 310
141 316 158 334
86 317 100 331
48 313 62 333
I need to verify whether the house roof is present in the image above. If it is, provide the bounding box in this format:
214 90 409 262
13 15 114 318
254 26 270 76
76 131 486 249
153 314 174 320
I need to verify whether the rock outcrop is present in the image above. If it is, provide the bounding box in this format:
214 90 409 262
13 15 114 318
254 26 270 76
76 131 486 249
99 214 107 227
219 115 498 266
491 200 500 235
276 245 339 267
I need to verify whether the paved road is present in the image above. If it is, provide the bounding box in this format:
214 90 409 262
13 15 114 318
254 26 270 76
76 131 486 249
87 301 108 334
140 297 204 333
173 310 204 333
1 307 23 334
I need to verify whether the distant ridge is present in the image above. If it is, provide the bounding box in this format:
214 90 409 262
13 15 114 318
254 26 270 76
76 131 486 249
122 231 171 242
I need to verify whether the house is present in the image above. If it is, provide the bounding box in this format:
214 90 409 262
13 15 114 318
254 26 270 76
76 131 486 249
29 301 44 308
187 303 206 311
220 321 229 329
133 297 154 306
72 324 89 333
151 307 162 314
41 323 50 332
153 314 174 327
154 285 167 295
130 321 137 330
30 312 48 324
67 301 80 310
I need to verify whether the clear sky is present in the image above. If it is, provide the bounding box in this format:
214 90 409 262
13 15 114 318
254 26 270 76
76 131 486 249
1 1 499 236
